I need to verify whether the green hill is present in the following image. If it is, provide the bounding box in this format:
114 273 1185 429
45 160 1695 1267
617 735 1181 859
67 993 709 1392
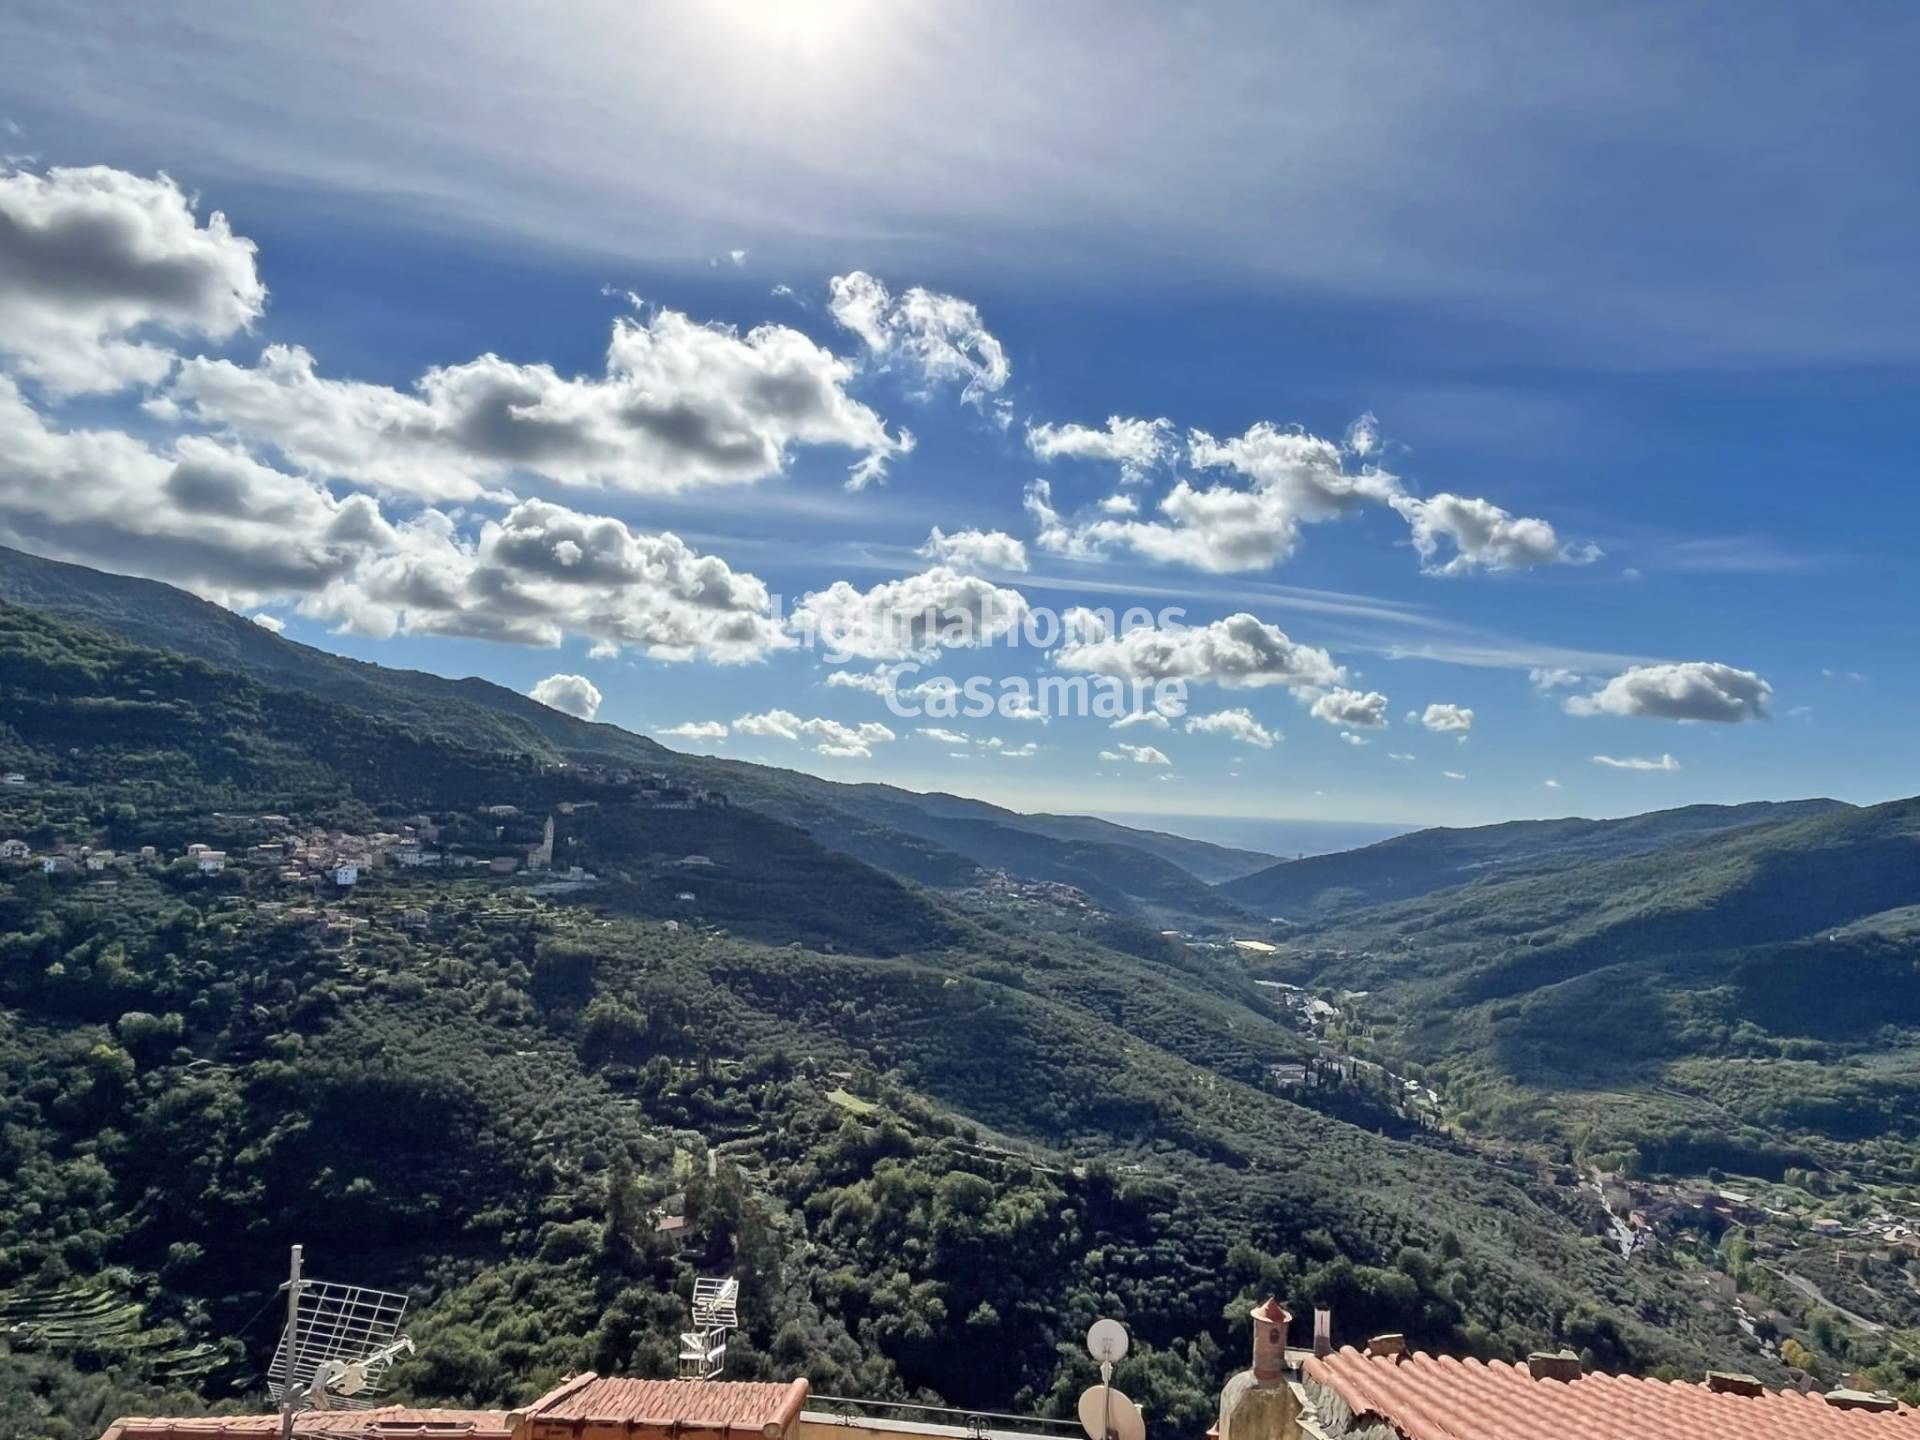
0 545 1264 922
0 595 1783 1432
1219 799 1848 920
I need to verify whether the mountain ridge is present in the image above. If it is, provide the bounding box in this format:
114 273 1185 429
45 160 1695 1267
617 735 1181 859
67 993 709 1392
0 544 1266 918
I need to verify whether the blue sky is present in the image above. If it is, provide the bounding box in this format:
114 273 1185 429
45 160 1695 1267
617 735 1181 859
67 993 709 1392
0 0 1914 830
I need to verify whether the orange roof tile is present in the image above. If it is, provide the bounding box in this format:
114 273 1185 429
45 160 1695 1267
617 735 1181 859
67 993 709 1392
1305 1346 1920 1440
515 1375 810 1440
101 1408 513 1440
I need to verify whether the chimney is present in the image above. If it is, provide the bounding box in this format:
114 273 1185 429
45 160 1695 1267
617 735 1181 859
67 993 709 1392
1365 1334 1406 1360
1527 1351 1581 1382
1705 1372 1764 1397
1312 1308 1332 1359
1826 1390 1898 1413
1248 1297 1292 1385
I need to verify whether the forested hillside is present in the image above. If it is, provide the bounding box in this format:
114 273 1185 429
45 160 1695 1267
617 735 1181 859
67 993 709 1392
0 546 1268 924
1220 800 1849 920
0 600 1782 1436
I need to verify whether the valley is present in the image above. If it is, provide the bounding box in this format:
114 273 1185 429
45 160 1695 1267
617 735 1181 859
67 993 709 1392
1 561 1918 1436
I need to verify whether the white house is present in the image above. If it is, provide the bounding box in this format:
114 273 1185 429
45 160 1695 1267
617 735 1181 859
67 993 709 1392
0 838 28 860
197 851 228 875
332 864 359 886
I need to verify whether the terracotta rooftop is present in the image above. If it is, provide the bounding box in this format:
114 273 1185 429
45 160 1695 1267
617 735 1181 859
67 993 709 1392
101 1408 512 1440
514 1375 810 1440
1305 1345 1920 1440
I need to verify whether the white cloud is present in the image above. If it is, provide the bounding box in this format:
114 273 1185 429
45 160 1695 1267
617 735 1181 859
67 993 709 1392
1028 422 1417 573
1340 732 1369 747
1417 702 1475 734
920 726 970 745
0 381 791 662
1344 412 1381 458
1442 769 1467 780
250 612 285 633
1390 492 1600 576
1529 666 1584 692
529 672 603 720
1388 751 1416 762
661 720 728 741
919 525 1029 573
1111 709 1171 730
1099 743 1172 766
1543 778 1562 788
1023 478 1099 559
803 716 898 758
1098 493 1139 516
1593 753 1682 771
736 708 897 758
734 708 804 741
0 164 265 395
1057 611 1345 690
1184 708 1278 748
1309 687 1389 729
1565 662 1772 723
1026 415 1174 483
789 566 1029 661
825 665 908 697
997 741 1038 758
165 302 911 501
827 270 1010 421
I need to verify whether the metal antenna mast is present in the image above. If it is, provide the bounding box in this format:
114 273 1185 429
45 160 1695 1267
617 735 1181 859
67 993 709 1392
279 1245 304 1440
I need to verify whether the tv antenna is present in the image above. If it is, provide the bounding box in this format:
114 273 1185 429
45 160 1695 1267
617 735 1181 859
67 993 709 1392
1078 1319 1144 1440
268 1246 413 1438
678 1276 739 1380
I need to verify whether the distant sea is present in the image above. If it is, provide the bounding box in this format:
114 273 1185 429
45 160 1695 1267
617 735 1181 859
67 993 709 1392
1098 811 1414 859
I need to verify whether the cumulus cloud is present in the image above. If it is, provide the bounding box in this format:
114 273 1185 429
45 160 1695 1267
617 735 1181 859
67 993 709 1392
1565 662 1772 723
1111 709 1172 730
1416 702 1475 735
789 566 1028 661
165 303 911 501
1021 414 1591 580
1184 708 1278 748
661 720 728 741
1098 493 1139 516
250 612 285 633
1029 422 1407 573
1529 666 1584 692
1391 492 1600 576
1026 415 1174 484
996 741 1038 758
1593 753 1682 771
0 381 790 661
827 271 1010 421
1099 743 1172 765
734 707 896 758
0 164 265 395
919 525 1029 573
529 672 603 720
1309 687 1389 729
1340 732 1370 747
1056 611 1344 690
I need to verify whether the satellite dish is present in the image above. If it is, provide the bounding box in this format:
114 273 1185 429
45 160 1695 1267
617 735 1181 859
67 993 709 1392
1077 1384 1144 1440
1087 1318 1130 1365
